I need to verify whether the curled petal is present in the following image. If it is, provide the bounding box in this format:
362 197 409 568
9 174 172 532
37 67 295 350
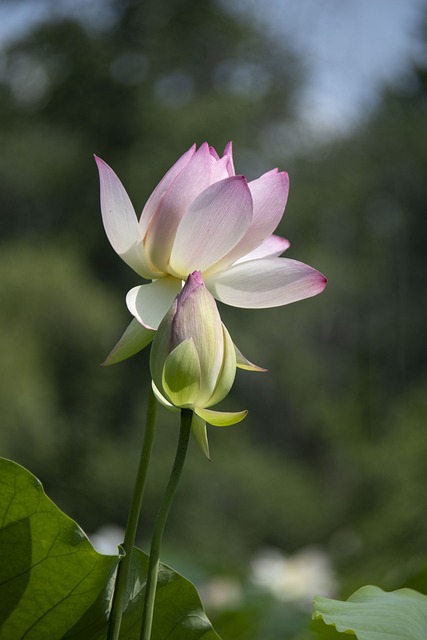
102 318 154 366
139 144 196 236
194 407 248 426
126 277 182 329
94 155 159 278
145 143 212 272
206 257 327 309
169 176 253 276
191 413 210 459
234 235 290 264
210 170 289 271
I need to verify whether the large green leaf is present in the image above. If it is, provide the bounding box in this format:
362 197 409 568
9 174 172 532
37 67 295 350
0 458 220 639
313 585 427 640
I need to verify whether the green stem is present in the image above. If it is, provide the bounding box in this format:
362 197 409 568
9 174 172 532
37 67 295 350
107 385 158 640
140 408 192 640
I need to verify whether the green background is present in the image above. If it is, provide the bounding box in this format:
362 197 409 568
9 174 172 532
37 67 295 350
1 1 427 637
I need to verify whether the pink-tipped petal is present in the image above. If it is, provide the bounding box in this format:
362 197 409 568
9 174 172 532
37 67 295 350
139 144 196 236
234 235 290 264
126 277 182 329
144 143 212 272
211 170 289 271
169 176 253 276
206 257 327 308
95 156 160 278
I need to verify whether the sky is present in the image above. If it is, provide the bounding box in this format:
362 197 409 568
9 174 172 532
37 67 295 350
1 0 426 136
227 0 427 135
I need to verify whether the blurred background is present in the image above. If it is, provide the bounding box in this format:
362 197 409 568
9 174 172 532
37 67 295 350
1 0 427 637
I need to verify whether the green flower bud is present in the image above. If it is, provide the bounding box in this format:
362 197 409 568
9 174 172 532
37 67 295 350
151 271 251 457
150 271 237 410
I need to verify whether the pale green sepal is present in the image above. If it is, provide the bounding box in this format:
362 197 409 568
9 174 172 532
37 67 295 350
151 381 179 412
206 324 237 407
162 338 201 408
102 318 154 366
234 343 267 372
195 407 248 426
150 300 177 391
191 412 210 459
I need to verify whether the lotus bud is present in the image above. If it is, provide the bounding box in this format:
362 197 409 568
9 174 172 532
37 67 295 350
150 271 247 456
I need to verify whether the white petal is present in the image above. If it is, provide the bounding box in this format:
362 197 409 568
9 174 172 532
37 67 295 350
206 257 327 308
234 235 290 264
126 277 182 329
169 176 253 277
95 156 159 278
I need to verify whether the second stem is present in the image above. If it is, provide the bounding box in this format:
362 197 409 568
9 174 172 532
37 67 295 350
140 408 192 640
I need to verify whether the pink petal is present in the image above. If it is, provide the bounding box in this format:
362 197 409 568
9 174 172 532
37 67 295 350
209 145 220 161
234 235 290 263
169 176 253 277
206 257 327 308
223 141 235 176
210 141 236 182
144 143 212 272
210 155 233 182
139 144 196 236
95 156 159 278
126 277 182 329
243 169 289 240
211 170 289 271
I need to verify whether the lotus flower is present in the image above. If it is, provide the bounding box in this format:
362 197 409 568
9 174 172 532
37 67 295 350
95 142 326 364
150 271 247 456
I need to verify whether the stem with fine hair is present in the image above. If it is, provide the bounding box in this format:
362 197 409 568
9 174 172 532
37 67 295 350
107 385 158 640
140 408 193 640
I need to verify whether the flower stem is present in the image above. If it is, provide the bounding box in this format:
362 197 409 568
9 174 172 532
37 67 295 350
107 385 158 640
139 408 192 640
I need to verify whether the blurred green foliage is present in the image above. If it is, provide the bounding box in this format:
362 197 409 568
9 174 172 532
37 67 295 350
1 0 427 637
